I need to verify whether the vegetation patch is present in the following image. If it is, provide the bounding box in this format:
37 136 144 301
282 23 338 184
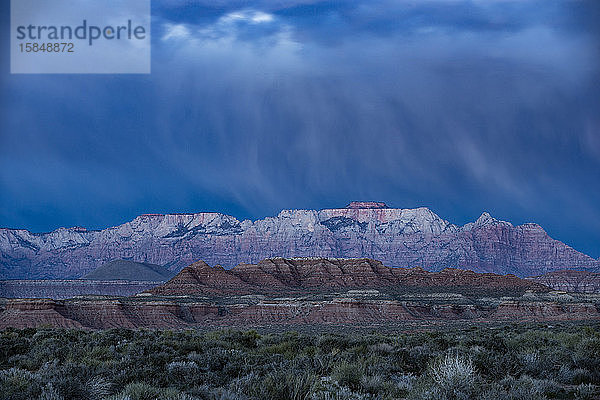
0 324 598 399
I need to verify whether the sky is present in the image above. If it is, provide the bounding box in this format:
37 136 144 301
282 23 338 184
1 0 599 258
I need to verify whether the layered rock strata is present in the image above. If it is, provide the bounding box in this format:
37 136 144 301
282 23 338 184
1 294 598 329
148 257 549 296
527 270 600 293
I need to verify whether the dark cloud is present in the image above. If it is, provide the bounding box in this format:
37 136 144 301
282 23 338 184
1 0 599 258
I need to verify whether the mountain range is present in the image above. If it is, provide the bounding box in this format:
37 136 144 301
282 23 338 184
1 202 598 279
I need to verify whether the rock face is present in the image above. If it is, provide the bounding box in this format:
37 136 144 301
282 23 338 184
1 203 598 279
149 258 549 296
527 270 600 293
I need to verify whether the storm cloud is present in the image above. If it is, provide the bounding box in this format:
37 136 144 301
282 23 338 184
1 0 599 257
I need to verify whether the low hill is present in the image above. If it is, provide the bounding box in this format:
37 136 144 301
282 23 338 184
0 280 163 299
83 259 175 281
149 257 549 297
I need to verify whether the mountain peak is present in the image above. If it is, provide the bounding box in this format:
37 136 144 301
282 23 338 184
345 201 388 209
475 212 494 225
474 212 512 228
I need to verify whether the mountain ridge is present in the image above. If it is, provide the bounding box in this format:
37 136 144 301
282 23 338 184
1 203 598 279
148 257 549 297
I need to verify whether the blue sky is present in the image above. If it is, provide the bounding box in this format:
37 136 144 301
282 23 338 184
1 0 599 258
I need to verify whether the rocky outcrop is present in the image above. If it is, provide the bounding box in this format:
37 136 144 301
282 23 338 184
0 299 84 329
149 258 548 296
526 270 600 293
1 203 598 279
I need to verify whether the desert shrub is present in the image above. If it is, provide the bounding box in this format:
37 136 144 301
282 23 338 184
425 353 476 400
310 387 376 400
210 388 249 400
367 342 394 355
575 383 597 400
258 331 314 360
308 353 335 376
35 359 109 400
166 360 200 388
316 334 352 354
555 364 592 385
490 375 547 400
358 374 385 394
572 336 600 375
194 348 235 372
267 370 318 400
311 377 376 400
332 361 363 390
392 372 416 393
39 383 63 400
206 329 264 351
235 369 318 400
0 367 42 400
519 350 541 374
106 381 189 400
84 376 112 399
406 344 437 373
0 330 30 367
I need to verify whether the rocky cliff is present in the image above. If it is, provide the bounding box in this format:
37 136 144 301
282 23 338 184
1 203 597 279
527 270 600 293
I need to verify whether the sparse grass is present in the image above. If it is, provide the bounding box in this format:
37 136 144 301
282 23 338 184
0 324 598 400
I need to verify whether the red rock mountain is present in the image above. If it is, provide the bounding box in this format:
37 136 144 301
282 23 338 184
148 257 548 296
1 203 598 279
